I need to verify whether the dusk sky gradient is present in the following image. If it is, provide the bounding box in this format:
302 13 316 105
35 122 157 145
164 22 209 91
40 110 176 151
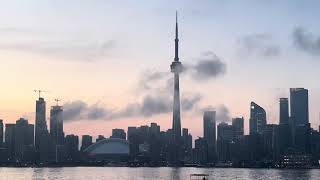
1 0 320 138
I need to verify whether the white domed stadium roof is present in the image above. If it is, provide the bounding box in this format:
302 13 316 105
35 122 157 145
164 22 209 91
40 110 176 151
84 138 129 155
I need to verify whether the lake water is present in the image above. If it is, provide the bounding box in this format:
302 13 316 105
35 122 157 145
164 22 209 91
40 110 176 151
0 167 319 180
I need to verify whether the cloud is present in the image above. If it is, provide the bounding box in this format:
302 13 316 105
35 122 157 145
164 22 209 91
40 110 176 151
111 95 172 119
139 52 226 84
238 34 281 57
0 27 34 34
293 27 320 55
63 70 201 122
216 104 231 123
181 94 202 111
140 95 171 116
187 52 226 81
63 101 111 121
63 94 200 122
87 105 109 120
0 40 116 62
137 70 170 91
0 27 116 62
63 51 226 122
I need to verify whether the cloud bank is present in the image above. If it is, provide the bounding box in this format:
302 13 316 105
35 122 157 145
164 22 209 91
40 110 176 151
63 94 201 122
61 51 226 122
0 27 116 62
293 27 320 56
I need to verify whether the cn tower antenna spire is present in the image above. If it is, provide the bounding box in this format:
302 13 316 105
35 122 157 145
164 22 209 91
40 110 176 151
174 10 179 62
176 11 178 39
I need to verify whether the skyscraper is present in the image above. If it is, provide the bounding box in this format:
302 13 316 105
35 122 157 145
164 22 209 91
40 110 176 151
182 128 192 161
275 98 290 159
127 127 137 139
5 124 15 160
0 119 3 147
217 122 233 161
290 88 309 126
50 105 64 146
35 97 50 163
279 98 289 125
290 88 310 151
65 134 79 162
203 110 216 162
170 12 183 164
35 97 47 145
249 102 266 135
127 127 139 157
111 129 126 140
194 137 208 164
14 118 34 161
261 124 276 160
150 123 160 135
81 135 93 151
232 117 244 140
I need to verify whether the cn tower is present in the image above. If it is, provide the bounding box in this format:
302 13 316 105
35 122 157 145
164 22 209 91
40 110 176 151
170 11 183 163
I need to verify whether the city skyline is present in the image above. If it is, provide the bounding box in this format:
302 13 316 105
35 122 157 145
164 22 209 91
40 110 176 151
0 4 320 168
1 1 320 139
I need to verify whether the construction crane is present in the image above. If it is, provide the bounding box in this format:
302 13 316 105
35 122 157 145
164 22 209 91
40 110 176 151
54 98 61 106
34 89 48 99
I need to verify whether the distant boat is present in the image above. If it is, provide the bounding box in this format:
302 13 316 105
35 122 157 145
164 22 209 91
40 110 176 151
190 174 210 180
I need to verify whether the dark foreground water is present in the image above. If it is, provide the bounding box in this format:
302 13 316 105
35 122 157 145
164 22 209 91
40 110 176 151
0 167 319 180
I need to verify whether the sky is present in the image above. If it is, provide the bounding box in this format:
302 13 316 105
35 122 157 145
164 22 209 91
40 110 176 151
0 0 320 139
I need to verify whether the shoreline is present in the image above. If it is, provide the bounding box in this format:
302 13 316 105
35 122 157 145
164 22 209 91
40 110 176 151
0 165 319 170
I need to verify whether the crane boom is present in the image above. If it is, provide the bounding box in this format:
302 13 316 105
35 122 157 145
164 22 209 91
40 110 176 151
34 89 48 99
54 98 61 106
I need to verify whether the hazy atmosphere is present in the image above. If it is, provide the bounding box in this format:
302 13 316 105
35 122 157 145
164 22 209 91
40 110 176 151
1 0 320 138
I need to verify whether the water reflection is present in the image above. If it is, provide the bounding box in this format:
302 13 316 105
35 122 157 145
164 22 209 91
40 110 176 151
169 167 181 180
276 169 311 180
0 167 318 180
32 168 46 180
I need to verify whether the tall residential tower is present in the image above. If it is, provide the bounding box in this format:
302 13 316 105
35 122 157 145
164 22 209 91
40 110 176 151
35 97 50 163
50 105 64 146
279 98 289 125
290 88 309 127
249 102 266 135
203 110 216 162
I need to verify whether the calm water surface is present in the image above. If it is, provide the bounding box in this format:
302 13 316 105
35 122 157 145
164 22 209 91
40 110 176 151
0 167 319 180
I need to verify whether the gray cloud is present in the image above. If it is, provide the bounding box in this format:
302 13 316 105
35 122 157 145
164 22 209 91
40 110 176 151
63 101 87 120
239 34 281 57
87 105 109 120
293 27 320 56
111 95 172 119
0 27 116 62
63 93 200 122
138 70 170 91
181 94 202 111
63 67 201 121
140 95 171 116
216 104 231 123
188 52 226 80
139 52 227 84
63 101 111 121
63 51 226 122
